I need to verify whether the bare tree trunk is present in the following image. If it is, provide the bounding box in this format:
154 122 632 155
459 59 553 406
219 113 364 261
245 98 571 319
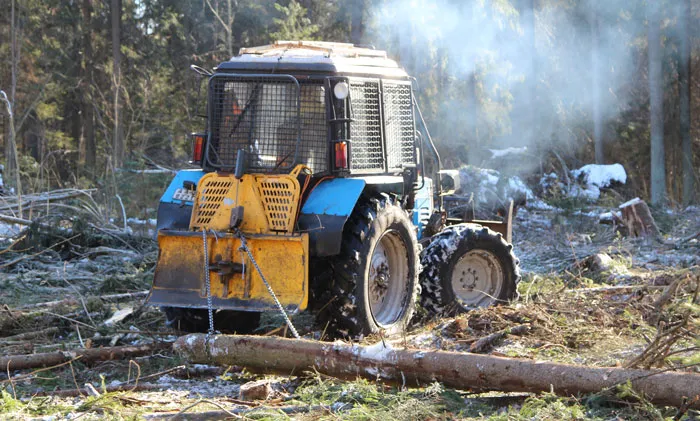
648 1 666 206
590 1 604 164
520 0 536 144
679 0 695 205
175 334 700 409
205 0 235 58
111 0 124 168
82 0 96 173
4 0 22 210
226 0 233 57
350 0 365 46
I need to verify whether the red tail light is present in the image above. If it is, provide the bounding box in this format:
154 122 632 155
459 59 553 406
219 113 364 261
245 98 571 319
191 133 205 164
335 141 348 169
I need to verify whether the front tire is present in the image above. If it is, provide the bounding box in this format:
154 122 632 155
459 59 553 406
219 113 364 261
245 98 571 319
314 194 420 337
420 224 520 316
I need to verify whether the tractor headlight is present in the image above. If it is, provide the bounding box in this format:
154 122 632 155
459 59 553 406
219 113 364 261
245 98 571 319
333 82 349 100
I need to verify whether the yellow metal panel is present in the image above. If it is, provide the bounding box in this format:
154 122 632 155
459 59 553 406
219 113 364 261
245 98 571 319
254 175 300 233
189 169 302 234
152 231 309 311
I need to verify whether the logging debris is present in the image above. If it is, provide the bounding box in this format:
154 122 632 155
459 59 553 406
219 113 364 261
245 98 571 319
0 195 697 419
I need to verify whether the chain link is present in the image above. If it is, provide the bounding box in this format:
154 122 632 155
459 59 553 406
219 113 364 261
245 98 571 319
235 228 300 339
202 229 215 335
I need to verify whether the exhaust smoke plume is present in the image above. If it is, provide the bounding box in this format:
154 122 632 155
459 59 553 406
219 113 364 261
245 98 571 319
368 0 646 174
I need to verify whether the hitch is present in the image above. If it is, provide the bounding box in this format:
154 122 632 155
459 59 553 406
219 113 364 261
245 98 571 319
212 257 244 276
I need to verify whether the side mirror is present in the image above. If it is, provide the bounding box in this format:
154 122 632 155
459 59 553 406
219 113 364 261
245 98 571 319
438 170 460 196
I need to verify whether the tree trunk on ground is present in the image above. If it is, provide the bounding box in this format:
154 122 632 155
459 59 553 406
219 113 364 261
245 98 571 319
111 0 124 168
590 1 604 164
175 334 700 409
648 1 666 206
82 0 96 173
679 0 695 205
16 290 149 310
1 344 164 372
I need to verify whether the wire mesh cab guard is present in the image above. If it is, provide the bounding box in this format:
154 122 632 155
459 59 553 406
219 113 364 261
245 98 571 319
205 74 328 174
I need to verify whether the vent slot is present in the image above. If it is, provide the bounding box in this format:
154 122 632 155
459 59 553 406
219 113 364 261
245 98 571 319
349 79 384 173
383 82 415 170
255 177 299 233
190 178 235 230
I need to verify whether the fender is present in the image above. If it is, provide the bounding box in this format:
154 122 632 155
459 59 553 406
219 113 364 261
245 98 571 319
297 178 366 257
156 169 205 231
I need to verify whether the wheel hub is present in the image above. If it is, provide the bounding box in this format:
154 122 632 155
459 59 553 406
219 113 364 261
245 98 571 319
451 249 504 309
368 231 409 327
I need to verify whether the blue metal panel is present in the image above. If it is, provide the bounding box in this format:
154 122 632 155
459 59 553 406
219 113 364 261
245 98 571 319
160 170 205 204
412 178 434 240
301 178 366 216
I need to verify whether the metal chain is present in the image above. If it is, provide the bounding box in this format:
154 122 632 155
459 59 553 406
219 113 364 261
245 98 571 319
202 229 215 335
235 228 300 339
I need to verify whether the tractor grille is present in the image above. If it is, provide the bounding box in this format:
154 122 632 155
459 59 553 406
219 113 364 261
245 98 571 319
349 80 384 173
190 176 235 229
255 177 299 232
383 82 415 170
207 75 328 173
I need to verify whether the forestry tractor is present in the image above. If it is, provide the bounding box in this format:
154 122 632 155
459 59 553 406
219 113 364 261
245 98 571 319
146 41 520 336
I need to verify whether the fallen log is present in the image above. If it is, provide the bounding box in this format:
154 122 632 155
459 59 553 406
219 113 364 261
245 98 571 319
0 327 59 344
0 189 96 213
175 334 700 409
565 285 667 294
17 290 149 310
0 213 33 226
469 324 530 353
1 343 166 372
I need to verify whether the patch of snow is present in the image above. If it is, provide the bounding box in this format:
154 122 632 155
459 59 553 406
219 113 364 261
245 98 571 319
0 222 21 238
568 183 601 201
619 197 642 208
360 341 397 363
571 163 627 188
598 211 621 222
508 176 535 200
526 199 556 211
487 146 528 159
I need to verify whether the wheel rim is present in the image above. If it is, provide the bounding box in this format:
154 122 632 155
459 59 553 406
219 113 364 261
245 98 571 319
368 230 410 327
451 249 504 309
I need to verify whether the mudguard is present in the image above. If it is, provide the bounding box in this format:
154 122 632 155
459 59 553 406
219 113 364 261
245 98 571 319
156 169 205 232
297 178 366 257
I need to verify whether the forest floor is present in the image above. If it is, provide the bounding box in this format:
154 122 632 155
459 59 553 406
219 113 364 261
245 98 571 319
0 200 698 420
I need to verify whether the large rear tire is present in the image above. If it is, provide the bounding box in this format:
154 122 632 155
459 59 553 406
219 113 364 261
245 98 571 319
420 224 520 316
163 307 260 334
313 194 420 337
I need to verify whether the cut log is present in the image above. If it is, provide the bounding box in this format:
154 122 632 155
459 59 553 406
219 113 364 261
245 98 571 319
1 343 166 372
619 198 660 238
0 327 59 344
175 334 700 409
469 324 530 353
0 213 33 226
17 290 149 310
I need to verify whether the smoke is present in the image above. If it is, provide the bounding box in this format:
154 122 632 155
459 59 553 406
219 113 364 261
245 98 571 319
367 0 647 173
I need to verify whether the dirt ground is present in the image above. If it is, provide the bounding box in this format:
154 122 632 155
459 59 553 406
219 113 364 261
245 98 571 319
0 202 698 420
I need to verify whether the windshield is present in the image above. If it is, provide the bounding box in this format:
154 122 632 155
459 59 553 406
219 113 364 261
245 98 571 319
206 75 327 173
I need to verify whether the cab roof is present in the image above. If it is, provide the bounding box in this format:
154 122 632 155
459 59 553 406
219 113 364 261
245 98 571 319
215 41 410 79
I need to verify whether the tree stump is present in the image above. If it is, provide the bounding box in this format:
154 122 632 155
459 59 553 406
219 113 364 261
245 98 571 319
619 198 660 238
